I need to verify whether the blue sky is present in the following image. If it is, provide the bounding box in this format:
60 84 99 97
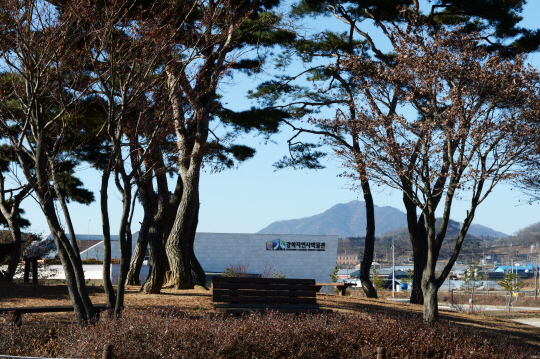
19 0 540 238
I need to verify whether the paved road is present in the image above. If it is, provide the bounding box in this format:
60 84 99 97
438 304 540 328
439 304 540 312
386 298 540 312
388 299 540 327
387 299 540 312
438 304 540 327
512 318 540 328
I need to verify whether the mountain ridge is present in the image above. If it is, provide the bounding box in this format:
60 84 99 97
257 200 508 239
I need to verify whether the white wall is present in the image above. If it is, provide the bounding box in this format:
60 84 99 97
78 232 338 283
194 233 338 283
79 232 140 261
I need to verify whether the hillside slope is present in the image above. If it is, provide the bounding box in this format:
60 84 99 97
257 201 407 238
259 200 509 240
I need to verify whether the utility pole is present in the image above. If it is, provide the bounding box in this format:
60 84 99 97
448 269 451 292
511 259 514 298
535 253 538 301
392 237 395 298
534 253 540 301
514 261 518 302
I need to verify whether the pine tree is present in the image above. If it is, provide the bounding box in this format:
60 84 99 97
250 0 540 306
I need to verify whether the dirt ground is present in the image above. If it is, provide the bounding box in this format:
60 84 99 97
2 283 540 349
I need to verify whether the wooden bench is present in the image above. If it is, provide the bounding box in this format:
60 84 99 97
314 282 354 296
0 304 109 326
211 277 330 314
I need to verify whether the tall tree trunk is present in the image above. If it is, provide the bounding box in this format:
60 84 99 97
114 224 131 316
5 222 21 282
359 175 377 298
186 199 205 287
162 177 183 289
142 224 167 293
166 233 193 289
113 171 133 316
421 215 439 322
6 243 20 282
126 216 150 285
43 203 95 324
132 169 170 293
403 192 426 305
53 234 89 324
30 134 94 324
410 212 427 305
145 220 170 292
100 167 116 308
422 271 439 322
50 162 81 260
1 186 30 282
411 246 427 305
166 171 200 289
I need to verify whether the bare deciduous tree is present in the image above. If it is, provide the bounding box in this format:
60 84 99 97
164 0 284 289
71 0 184 311
0 0 95 324
344 19 540 322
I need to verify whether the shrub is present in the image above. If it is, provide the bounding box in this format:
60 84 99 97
222 260 286 278
221 263 252 277
1 309 537 358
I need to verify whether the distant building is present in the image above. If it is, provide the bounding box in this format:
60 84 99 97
41 232 338 283
39 233 141 261
194 233 338 283
337 253 359 265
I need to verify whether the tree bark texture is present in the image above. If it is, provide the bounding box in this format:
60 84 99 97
130 161 172 293
166 171 201 289
6 243 20 282
100 167 116 308
43 202 95 324
30 133 95 324
402 192 426 305
421 272 439 322
410 212 428 305
142 224 168 293
112 169 133 316
0 182 31 282
421 211 441 322
410 245 426 305
5 221 21 282
126 216 150 286
359 176 377 298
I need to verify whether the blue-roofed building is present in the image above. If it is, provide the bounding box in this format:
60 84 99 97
488 264 537 278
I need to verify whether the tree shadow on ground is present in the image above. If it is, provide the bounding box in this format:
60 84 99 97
317 294 540 348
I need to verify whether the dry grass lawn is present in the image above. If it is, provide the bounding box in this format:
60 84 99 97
1 283 540 349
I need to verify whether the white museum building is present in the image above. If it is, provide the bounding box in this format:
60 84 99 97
38 232 338 283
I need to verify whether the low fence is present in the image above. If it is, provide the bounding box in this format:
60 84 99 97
449 290 540 297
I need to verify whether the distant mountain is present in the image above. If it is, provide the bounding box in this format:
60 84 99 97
258 200 508 239
514 221 540 237
467 223 507 238
341 218 502 259
379 219 507 239
257 200 407 238
502 221 540 247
